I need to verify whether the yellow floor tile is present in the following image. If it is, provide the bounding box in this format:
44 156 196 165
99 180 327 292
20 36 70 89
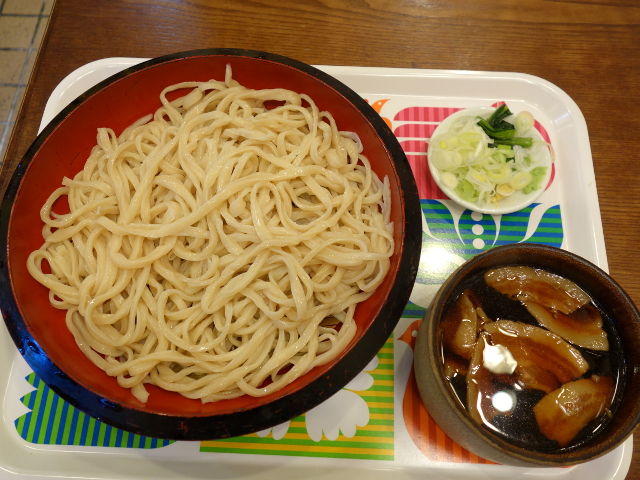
0 86 17 122
0 16 38 49
24 49 38 81
10 86 25 122
0 1 51 164
0 50 27 84
2 0 45 15
43 0 53 14
33 17 47 47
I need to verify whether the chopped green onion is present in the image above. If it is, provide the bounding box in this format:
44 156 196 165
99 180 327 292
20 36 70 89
428 104 549 207
476 104 534 148
491 137 533 148
515 111 535 134
523 167 548 194
441 171 459 189
486 104 513 129
492 151 506 163
454 179 479 202
510 171 533 190
477 118 516 141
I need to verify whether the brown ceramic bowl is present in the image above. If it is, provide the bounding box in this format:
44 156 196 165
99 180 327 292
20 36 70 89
0 49 422 440
414 243 640 467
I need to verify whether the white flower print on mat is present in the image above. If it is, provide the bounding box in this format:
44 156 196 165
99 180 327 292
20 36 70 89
255 355 378 442
256 421 291 441
305 355 378 441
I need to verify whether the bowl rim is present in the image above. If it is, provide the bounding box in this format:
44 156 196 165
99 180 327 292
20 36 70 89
415 243 640 466
0 48 423 440
427 106 552 215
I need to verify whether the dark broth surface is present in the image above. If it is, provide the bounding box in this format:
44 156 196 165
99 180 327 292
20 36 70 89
440 268 627 453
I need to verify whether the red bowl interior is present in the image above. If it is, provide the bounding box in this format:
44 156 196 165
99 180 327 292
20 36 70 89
8 53 408 416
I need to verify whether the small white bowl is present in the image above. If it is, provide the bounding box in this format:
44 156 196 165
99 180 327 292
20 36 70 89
427 106 552 215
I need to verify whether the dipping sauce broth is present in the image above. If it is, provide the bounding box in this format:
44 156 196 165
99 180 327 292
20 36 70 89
438 266 626 452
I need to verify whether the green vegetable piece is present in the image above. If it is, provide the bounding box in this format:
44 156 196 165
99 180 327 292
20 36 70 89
454 179 479 202
486 104 514 129
492 151 506 163
477 104 534 149
491 137 533 148
476 118 516 140
477 104 516 140
523 166 548 194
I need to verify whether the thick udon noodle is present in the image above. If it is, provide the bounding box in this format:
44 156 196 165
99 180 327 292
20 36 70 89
27 67 394 404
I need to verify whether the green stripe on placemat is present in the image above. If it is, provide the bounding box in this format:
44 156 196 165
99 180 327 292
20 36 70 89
14 337 396 456
403 300 427 318
420 200 564 252
14 373 172 448
200 337 395 460
404 201 565 317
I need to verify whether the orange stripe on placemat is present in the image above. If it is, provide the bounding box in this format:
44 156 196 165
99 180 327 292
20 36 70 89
452 440 464 462
403 367 494 463
410 370 423 451
444 432 454 462
398 319 494 464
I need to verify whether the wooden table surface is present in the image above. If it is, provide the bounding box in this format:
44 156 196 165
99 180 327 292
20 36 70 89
1 0 639 477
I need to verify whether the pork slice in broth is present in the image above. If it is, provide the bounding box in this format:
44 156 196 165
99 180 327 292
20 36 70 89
484 266 590 315
533 376 614 447
524 302 609 351
466 334 501 424
483 320 589 394
440 290 479 360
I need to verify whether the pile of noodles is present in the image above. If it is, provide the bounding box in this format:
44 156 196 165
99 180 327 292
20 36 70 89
27 66 394 404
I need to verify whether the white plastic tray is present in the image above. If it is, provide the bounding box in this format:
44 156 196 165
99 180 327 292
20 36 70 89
0 58 630 480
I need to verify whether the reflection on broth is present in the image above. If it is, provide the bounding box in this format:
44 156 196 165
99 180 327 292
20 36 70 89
439 266 625 452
